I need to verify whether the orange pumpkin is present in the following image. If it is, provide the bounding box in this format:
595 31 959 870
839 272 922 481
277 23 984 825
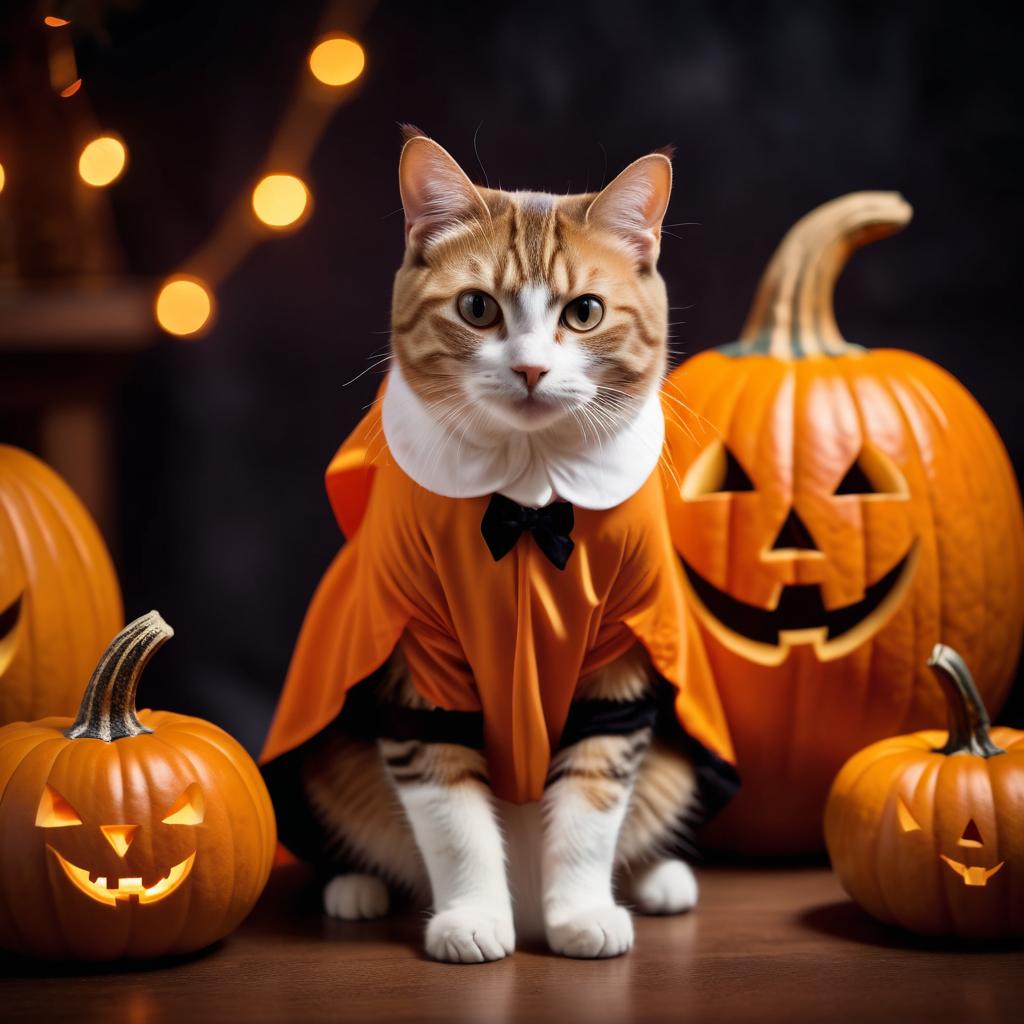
662 192 1024 853
0 445 123 725
825 645 1024 938
0 612 276 960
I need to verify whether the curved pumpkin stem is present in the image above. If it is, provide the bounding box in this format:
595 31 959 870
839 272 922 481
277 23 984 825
66 611 173 741
736 191 913 359
927 644 1005 758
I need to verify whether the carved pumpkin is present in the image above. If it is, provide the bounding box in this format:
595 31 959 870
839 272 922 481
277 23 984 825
825 645 1024 938
662 192 1024 853
0 445 123 725
0 612 276 960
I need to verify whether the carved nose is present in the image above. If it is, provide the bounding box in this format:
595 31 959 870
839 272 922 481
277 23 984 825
512 364 549 391
100 824 138 857
771 509 819 552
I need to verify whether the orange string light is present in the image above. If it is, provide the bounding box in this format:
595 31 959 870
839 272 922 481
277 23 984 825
154 0 377 339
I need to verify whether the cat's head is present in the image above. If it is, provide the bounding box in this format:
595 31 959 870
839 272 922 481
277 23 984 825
391 128 672 440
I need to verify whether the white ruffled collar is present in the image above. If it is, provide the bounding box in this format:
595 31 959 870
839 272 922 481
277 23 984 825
381 361 665 510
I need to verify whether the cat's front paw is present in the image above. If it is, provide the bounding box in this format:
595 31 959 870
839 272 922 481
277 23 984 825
425 907 515 963
323 873 390 920
546 904 634 959
630 858 699 915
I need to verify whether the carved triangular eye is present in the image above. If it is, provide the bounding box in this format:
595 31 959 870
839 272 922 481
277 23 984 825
834 444 909 498
36 785 83 828
959 818 984 848
834 458 876 495
720 449 756 493
681 440 757 499
896 796 922 832
161 783 205 826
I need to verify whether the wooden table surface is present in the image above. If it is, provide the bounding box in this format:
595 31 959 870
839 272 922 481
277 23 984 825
3 863 1020 1024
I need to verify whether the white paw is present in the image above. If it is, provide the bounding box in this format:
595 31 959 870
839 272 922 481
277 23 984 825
546 904 634 959
425 907 515 963
323 874 390 920
631 859 699 915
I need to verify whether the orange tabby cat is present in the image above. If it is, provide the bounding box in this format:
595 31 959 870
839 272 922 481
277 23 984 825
261 129 737 962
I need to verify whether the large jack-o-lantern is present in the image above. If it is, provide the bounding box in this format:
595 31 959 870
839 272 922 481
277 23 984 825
0 612 276 960
662 192 1024 853
0 445 123 725
825 645 1024 938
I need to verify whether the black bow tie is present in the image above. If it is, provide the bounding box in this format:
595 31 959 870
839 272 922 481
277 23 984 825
480 493 575 570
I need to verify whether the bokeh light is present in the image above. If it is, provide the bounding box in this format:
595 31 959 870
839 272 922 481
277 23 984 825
155 277 214 338
308 36 365 86
251 173 310 229
78 135 127 187
44 16 70 27
0 163 5 196
60 78 82 98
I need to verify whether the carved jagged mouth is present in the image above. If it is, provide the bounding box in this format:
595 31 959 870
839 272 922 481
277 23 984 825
0 593 23 676
681 540 920 665
940 855 1004 887
49 846 195 907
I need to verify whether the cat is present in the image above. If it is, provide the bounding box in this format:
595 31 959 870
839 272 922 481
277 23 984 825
262 127 737 963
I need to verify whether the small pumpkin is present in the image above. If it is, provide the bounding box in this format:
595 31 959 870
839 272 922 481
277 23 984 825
662 192 1024 853
0 612 276 960
0 445 123 725
825 644 1024 938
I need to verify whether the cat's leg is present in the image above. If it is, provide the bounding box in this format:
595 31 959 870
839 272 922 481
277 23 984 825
541 729 651 958
380 736 514 963
627 858 698 915
303 729 429 920
323 873 391 920
616 735 701 915
541 647 654 959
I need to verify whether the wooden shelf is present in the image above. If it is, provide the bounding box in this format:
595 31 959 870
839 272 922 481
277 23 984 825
2 863 1020 1023
0 280 156 351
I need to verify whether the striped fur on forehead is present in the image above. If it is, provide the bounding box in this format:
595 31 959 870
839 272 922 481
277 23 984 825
391 184 668 407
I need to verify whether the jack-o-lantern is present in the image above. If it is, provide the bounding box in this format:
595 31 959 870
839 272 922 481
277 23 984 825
0 445 123 725
0 612 276 960
662 192 1024 853
825 645 1024 938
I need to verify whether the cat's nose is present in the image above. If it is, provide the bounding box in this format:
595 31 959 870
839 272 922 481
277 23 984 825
512 364 549 391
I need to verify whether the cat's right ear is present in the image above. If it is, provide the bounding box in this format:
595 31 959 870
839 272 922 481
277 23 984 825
399 134 489 250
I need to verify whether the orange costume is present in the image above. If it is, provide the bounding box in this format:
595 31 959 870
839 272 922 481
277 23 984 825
262 390 736 823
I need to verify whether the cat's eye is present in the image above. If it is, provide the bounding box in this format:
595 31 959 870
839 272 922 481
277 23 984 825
457 291 501 329
561 295 605 332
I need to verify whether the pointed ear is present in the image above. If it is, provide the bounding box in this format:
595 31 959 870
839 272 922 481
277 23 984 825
586 153 673 268
399 135 489 250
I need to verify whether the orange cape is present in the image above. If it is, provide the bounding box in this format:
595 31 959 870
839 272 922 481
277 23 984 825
261 397 735 805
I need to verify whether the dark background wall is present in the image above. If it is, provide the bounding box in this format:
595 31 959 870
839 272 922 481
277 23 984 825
66 0 1023 749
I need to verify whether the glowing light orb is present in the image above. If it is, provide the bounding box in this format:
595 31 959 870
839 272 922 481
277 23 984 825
44 16 70 27
0 163 5 195
78 136 127 188
308 36 365 86
251 173 310 229
155 277 214 338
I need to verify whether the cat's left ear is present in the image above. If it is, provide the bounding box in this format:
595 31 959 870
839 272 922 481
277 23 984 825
586 152 673 269
399 134 489 251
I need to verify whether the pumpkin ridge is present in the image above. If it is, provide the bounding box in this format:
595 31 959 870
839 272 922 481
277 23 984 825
865 366 944 731
905 368 991 696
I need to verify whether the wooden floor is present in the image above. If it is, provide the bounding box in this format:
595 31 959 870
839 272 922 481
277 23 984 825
3 863 1021 1023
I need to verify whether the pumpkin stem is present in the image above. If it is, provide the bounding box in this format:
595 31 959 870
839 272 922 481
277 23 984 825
928 644 1005 758
65 611 173 741
735 191 913 359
